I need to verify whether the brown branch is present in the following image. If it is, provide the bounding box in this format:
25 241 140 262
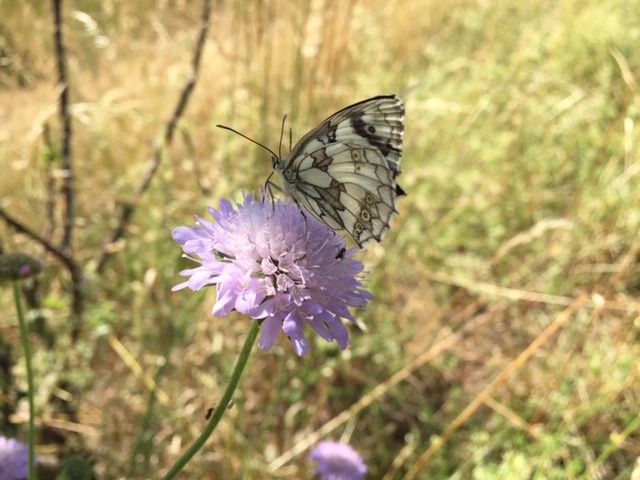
0 209 83 323
49 0 84 340
95 0 212 274
51 0 74 256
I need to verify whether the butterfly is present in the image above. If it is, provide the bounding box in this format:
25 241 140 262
219 95 405 247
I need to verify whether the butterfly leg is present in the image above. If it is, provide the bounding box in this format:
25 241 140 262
265 177 281 212
296 206 312 246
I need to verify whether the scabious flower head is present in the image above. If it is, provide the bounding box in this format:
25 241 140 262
309 440 367 480
0 253 42 282
173 192 373 356
0 436 30 480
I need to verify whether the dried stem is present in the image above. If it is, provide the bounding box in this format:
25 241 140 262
95 0 212 273
51 0 74 256
49 0 84 339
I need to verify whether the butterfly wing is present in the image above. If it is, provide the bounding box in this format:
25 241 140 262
275 95 405 247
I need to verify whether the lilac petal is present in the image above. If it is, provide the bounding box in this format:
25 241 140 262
212 198 235 221
213 283 239 316
326 319 350 350
309 440 367 480
282 310 310 356
0 436 33 479
307 318 334 342
234 277 267 314
171 280 190 292
281 309 300 336
303 300 324 315
258 315 283 351
261 257 277 275
172 226 196 245
290 333 310 356
180 268 213 291
249 297 277 319
277 273 294 291
331 302 356 323
182 238 215 255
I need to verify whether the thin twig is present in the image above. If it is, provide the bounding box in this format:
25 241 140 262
95 0 212 274
51 0 74 256
50 0 84 339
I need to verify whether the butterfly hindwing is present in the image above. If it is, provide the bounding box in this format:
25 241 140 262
275 95 405 247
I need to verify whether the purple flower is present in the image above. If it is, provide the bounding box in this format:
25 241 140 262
0 436 30 480
173 192 373 356
0 253 42 282
309 440 367 480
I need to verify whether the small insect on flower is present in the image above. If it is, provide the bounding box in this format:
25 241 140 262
172 192 373 356
309 440 367 480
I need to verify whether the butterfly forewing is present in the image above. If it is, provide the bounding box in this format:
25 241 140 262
275 95 405 247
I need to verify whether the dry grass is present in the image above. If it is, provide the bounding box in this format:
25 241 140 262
1 0 640 478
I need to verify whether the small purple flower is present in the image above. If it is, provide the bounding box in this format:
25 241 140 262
309 440 367 480
0 253 42 282
172 192 373 356
0 436 30 480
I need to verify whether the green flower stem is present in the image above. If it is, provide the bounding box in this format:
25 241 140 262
13 280 36 480
162 319 260 479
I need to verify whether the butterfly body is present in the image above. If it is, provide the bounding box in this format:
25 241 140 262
273 95 405 247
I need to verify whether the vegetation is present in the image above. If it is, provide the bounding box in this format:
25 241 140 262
1 0 639 478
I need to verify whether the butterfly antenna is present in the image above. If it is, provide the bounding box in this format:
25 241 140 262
216 124 280 159
278 114 287 159
289 127 293 152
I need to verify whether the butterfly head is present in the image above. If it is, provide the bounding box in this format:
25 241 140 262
271 155 282 171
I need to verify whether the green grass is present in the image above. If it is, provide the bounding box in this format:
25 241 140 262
1 0 640 478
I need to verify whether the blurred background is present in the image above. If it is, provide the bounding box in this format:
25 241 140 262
1 0 639 478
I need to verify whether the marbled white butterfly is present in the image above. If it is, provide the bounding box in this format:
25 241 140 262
219 95 405 247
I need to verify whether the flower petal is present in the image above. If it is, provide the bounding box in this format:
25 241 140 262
258 314 284 351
